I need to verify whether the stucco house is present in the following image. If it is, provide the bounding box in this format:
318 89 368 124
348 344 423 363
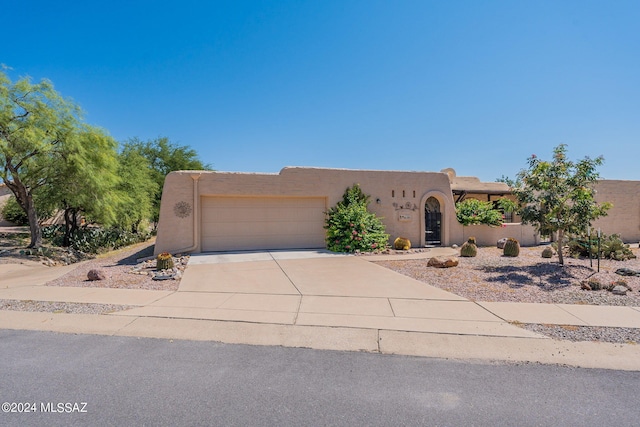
154 167 640 255
154 167 537 255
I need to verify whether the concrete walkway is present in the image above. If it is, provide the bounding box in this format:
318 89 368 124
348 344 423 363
1 249 640 370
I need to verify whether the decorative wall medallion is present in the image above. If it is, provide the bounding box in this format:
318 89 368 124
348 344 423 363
392 202 418 211
173 201 192 218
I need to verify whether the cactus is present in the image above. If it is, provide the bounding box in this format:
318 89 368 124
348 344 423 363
393 237 411 250
541 247 554 258
460 238 477 257
156 252 175 271
503 238 520 257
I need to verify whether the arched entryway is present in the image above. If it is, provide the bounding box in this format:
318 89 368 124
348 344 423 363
424 196 442 246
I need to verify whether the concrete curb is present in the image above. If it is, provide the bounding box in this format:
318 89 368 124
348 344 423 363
1 310 639 371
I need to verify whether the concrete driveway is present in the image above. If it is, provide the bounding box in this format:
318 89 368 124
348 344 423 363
114 249 542 338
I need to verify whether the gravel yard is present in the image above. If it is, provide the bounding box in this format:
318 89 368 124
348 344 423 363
375 244 640 343
374 245 640 306
44 239 182 291
0 299 133 315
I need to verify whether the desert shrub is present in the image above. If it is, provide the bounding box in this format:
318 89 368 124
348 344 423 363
42 225 151 253
601 234 636 261
393 237 411 250
1 196 27 225
541 247 554 258
607 279 630 291
325 184 389 253
503 238 520 257
565 232 635 261
582 277 603 291
0 195 54 226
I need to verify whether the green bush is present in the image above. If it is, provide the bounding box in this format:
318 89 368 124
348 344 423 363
456 198 514 227
1 195 54 225
42 225 151 254
541 247 554 258
325 184 389 253
1 196 28 225
565 232 635 261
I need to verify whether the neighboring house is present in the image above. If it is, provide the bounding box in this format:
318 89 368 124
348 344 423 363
0 183 12 225
592 180 640 243
154 167 542 255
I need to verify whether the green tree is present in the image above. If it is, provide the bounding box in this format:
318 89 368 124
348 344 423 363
507 144 612 265
0 71 81 247
325 184 389 252
123 137 210 225
114 146 158 233
39 125 122 246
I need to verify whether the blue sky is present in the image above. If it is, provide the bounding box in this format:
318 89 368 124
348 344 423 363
3 0 639 182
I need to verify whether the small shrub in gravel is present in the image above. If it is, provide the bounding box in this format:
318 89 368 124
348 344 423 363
607 279 631 291
581 277 603 291
541 247 554 258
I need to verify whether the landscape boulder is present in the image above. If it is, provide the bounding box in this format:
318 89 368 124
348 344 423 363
497 238 508 249
615 268 640 277
87 269 107 281
427 256 459 268
611 285 628 296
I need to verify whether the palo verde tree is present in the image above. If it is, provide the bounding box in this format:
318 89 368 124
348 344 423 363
507 144 612 265
122 137 211 226
0 70 81 248
38 125 122 246
114 145 158 233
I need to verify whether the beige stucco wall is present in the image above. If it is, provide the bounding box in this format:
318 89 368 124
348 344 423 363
592 180 640 243
156 168 640 254
459 223 539 247
155 167 459 255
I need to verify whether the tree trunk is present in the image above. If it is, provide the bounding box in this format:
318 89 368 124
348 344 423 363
25 195 42 248
557 229 565 266
63 207 80 247
4 179 42 248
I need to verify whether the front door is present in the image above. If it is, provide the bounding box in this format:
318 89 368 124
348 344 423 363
425 197 441 246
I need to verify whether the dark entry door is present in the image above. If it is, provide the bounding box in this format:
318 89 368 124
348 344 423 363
425 197 441 246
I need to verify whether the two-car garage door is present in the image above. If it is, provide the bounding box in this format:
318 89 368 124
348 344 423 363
201 196 327 252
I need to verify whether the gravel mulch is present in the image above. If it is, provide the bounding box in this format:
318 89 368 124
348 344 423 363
520 323 640 344
0 299 133 315
374 245 640 306
375 245 640 343
45 239 182 291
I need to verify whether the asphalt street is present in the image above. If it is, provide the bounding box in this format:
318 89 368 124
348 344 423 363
1 330 639 426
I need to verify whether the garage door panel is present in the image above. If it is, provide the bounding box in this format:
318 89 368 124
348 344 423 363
201 196 327 252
